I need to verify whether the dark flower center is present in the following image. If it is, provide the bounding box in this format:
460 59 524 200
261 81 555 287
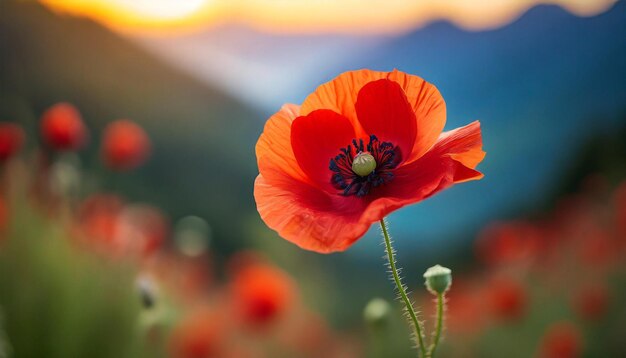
329 135 401 197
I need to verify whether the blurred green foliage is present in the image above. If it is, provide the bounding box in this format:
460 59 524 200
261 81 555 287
0 198 148 358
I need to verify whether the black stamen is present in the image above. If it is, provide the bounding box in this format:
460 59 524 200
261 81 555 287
329 135 400 197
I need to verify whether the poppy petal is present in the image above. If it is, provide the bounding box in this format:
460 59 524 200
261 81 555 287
300 70 373 137
291 109 356 191
256 104 311 183
362 121 484 217
433 121 485 168
387 70 446 163
300 69 446 163
359 157 460 224
254 173 370 253
355 79 417 160
429 120 485 183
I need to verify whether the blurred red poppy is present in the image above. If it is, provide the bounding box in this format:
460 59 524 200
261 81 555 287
0 196 7 233
115 204 168 257
613 181 626 238
226 250 265 275
445 281 487 335
254 69 484 252
486 277 527 322
76 195 165 257
577 227 615 268
572 284 609 322
0 122 25 162
169 308 225 358
278 312 334 356
40 102 88 151
230 260 296 327
144 253 213 303
475 221 539 266
76 194 123 251
101 119 151 171
538 322 582 358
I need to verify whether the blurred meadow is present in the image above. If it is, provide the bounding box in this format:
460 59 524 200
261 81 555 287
1 0 626 357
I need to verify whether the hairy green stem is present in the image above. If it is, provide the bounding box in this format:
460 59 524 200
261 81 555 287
380 219 427 357
428 293 445 357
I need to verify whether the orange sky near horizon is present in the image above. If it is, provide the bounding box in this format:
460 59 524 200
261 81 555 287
39 0 617 35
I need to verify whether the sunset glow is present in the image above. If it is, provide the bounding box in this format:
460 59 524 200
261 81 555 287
126 0 206 20
40 0 617 35
40 0 218 33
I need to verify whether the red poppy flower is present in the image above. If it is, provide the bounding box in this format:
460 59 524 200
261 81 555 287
141 253 214 305
538 321 583 358
169 308 225 358
40 102 88 151
486 277 527 322
229 260 296 327
0 196 7 233
577 227 615 268
572 284 609 322
613 181 626 238
115 204 168 256
445 281 487 335
278 312 334 356
254 69 484 253
0 122 25 162
76 195 165 257
475 221 540 266
76 194 123 251
101 119 151 171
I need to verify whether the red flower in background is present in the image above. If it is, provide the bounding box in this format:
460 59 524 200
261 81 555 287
76 194 123 250
40 103 88 151
577 227 615 268
475 221 540 266
145 253 213 303
445 281 488 335
254 69 484 252
76 195 166 257
101 119 151 171
115 204 168 256
538 322 583 358
0 196 7 233
0 122 25 162
278 312 335 356
230 260 296 327
613 181 626 238
169 308 225 358
572 284 609 322
486 277 527 322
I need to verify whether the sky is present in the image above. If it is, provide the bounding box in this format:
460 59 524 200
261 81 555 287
40 0 617 35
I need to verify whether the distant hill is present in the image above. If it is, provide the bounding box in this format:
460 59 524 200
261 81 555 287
135 23 383 110
0 1 263 253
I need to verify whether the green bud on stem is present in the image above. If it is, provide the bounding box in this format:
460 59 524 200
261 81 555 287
423 264 452 295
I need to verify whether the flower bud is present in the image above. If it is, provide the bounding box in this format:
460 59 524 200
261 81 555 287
352 152 376 177
423 264 452 295
363 297 391 327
